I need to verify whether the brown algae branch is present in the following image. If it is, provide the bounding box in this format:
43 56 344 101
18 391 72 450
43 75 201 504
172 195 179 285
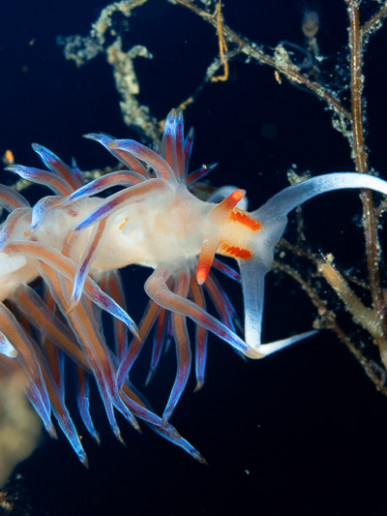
210 0 229 82
275 259 387 395
318 258 387 369
361 3 387 37
274 260 363 358
318 259 385 342
168 0 351 120
279 239 371 292
345 0 386 335
346 1 367 174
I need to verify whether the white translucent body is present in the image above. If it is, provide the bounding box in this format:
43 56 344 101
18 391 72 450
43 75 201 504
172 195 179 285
1 171 387 361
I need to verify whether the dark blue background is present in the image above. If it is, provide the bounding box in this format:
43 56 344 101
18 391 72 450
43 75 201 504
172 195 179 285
1 1 387 515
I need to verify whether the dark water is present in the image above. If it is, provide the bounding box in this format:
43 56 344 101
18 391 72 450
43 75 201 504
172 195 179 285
1 0 387 514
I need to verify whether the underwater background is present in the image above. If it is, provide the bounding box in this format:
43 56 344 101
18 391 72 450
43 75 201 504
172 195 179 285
1 0 387 514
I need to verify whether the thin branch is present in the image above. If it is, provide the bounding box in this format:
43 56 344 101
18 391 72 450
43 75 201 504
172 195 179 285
362 3 387 36
275 259 387 395
317 259 385 341
210 0 229 82
169 0 351 120
345 0 387 335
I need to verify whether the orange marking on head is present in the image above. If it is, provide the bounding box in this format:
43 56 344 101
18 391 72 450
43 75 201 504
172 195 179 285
221 244 252 260
229 210 262 231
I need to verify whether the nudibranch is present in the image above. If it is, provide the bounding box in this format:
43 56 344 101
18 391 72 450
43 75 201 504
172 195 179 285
0 109 386 464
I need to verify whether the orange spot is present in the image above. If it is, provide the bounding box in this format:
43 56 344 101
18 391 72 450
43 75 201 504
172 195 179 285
229 209 262 231
2 149 14 165
119 217 129 230
274 70 282 85
221 244 252 260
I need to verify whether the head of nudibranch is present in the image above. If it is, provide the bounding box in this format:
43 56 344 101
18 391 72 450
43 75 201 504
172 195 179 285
1 108 387 465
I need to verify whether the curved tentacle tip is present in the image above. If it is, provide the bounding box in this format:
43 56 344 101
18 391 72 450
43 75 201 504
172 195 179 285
145 367 156 386
127 415 142 433
76 448 89 469
131 326 142 342
5 165 21 175
196 453 208 466
83 133 101 141
193 380 204 393
83 133 114 145
93 433 102 446
79 451 89 468
31 142 44 153
114 429 126 446
47 424 58 439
